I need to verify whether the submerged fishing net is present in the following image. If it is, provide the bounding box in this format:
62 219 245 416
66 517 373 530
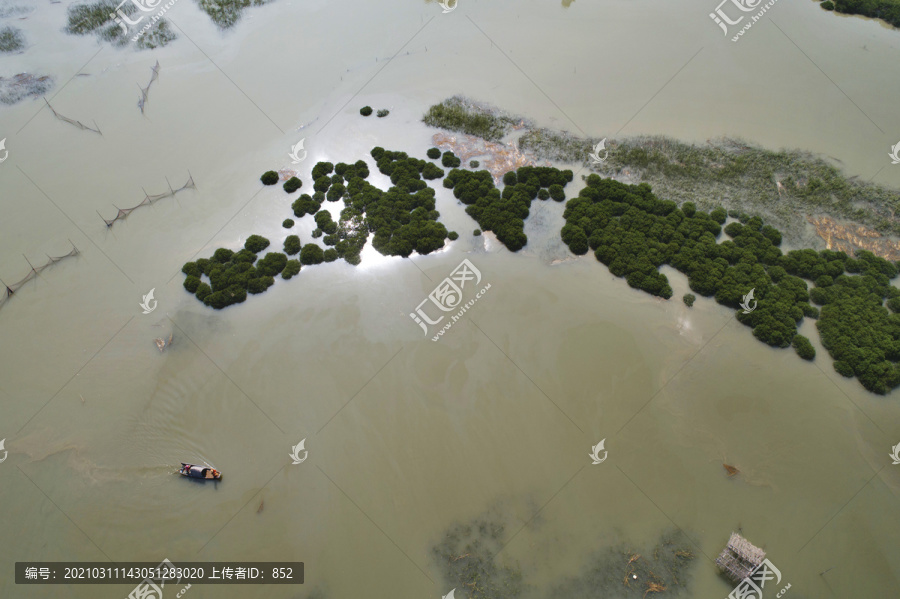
43 97 101 134
99 173 196 227
0 242 80 312
137 61 159 114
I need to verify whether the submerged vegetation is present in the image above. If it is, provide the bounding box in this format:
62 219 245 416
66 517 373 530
546 530 697 599
564 175 900 393
65 0 268 49
432 511 525 599
65 0 176 49
433 509 697 599
0 73 53 105
195 0 272 29
0 25 25 53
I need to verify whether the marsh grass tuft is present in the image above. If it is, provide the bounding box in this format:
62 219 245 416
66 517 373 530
424 96 527 142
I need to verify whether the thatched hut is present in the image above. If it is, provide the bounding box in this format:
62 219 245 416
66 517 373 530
716 532 765 583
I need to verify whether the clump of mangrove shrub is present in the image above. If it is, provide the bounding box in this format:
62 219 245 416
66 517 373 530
792 334 816 360
256 252 287 276
292 194 321 218
300 244 325 265
282 260 301 279
360 106 373 116
441 151 462 168
244 235 270 253
260 171 279 185
284 235 301 255
283 219 295 229
283 176 302 193
683 293 696 307
427 147 441 159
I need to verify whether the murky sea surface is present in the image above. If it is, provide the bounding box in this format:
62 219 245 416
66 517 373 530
1 0 899 597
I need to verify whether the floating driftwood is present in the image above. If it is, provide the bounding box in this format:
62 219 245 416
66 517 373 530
43 97 101 134
723 463 740 477
137 60 160 114
716 532 765 583
154 333 173 352
0 241 79 313
99 173 195 228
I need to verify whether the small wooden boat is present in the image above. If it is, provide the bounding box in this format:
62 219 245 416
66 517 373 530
180 463 221 480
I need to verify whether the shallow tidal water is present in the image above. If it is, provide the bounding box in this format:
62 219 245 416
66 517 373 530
1 0 899 598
